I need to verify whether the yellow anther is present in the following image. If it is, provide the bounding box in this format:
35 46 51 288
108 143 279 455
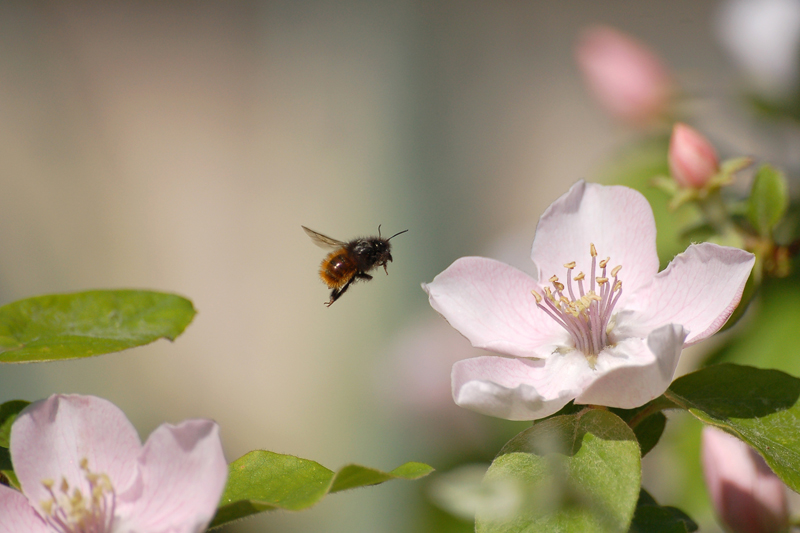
599 257 610 268
549 275 559 283
596 277 608 285
544 286 553 299
614 280 622 292
560 296 570 306
563 261 576 269
574 272 585 281
60 478 69 493
590 243 597 257
41 500 53 514
531 290 543 303
554 281 565 291
611 265 622 277
42 479 54 489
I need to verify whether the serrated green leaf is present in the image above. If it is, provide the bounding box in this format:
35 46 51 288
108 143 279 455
476 409 641 533
667 363 800 491
628 489 697 533
209 451 432 529
0 400 29 448
747 164 788 237
0 290 196 363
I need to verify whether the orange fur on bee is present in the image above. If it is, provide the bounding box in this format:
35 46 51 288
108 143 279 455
319 250 357 289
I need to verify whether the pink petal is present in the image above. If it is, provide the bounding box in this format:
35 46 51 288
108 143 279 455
118 420 227 533
0 485 50 533
702 426 789 533
10 394 142 509
668 123 720 189
575 324 687 408
531 181 659 303
575 25 672 125
618 243 755 346
451 352 595 420
424 257 568 358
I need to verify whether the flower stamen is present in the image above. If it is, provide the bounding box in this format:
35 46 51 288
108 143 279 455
39 459 116 533
531 243 624 358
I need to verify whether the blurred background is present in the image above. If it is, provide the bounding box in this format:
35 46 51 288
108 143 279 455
0 1 792 531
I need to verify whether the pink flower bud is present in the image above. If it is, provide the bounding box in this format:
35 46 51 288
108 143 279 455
668 123 720 188
702 426 789 533
575 26 673 126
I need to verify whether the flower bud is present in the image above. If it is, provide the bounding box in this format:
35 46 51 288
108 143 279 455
668 123 720 188
702 426 789 533
575 25 673 126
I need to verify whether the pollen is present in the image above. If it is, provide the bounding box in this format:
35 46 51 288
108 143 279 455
39 459 116 533
531 243 624 357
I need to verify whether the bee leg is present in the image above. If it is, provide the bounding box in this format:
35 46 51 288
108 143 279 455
325 278 355 307
355 273 373 281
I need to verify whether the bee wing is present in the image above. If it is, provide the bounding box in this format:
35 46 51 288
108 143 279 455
302 226 345 249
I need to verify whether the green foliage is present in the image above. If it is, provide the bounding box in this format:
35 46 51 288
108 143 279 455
628 489 697 533
747 164 789 237
476 409 641 532
610 402 670 457
0 290 195 363
705 273 800 374
0 400 29 448
668 363 800 491
209 451 433 528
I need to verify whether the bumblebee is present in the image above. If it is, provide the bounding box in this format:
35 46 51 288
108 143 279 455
302 225 408 306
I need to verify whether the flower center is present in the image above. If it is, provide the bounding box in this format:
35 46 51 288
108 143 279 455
531 243 623 361
40 458 116 533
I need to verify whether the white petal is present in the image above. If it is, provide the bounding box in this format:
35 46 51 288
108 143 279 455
618 243 755 345
0 485 50 533
10 394 142 509
451 352 596 420
576 324 687 408
424 257 568 358
531 181 659 301
117 420 227 533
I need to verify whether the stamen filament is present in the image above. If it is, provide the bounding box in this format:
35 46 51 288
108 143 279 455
531 244 624 358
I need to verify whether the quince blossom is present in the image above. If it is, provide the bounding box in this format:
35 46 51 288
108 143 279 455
0 394 227 533
423 182 754 420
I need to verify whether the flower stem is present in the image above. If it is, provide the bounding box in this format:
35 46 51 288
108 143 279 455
628 395 679 429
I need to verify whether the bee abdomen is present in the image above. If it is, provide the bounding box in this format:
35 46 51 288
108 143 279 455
320 251 357 288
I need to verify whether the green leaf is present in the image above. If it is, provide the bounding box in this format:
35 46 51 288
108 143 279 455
610 405 668 457
0 400 29 448
209 451 433 529
667 363 800 491
628 489 697 533
476 409 641 533
747 164 788 237
704 273 800 373
0 290 196 363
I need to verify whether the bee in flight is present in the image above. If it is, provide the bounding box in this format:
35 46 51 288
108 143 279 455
302 225 408 306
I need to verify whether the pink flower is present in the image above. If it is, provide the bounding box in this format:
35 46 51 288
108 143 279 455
669 123 720 188
0 394 227 533
575 26 673 126
423 182 754 420
702 426 789 533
